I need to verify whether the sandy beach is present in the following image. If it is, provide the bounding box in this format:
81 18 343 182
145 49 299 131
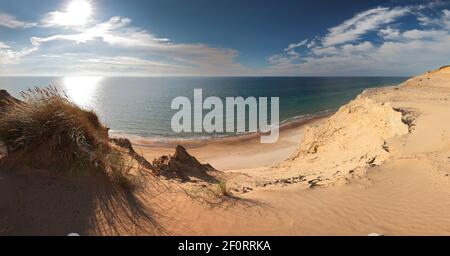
130 114 330 172
3 0 450 241
1 67 450 236
135 66 450 236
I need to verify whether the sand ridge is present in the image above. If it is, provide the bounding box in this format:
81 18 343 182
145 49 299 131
1 67 450 235
156 66 450 235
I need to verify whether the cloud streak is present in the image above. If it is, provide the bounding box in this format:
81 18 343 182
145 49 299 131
267 5 450 76
0 12 37 29
2 2 450 76
28 16 246 75
322 6 410 47
0 42 38 65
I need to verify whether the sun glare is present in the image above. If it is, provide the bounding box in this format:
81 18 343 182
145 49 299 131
63 76 103 108
53 0 93 26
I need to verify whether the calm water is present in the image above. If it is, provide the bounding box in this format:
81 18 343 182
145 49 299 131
0 77 407 139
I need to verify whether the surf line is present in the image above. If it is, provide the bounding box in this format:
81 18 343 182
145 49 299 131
171 89 280 143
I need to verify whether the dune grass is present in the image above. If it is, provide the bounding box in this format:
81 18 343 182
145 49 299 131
214 181 231 197
0 86 138 188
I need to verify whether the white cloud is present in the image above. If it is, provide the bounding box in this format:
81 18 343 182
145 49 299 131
283 39 308 57
0 42 38 65
341 41 374 54
2 2 450 76
402 29 448 40
306 39 318 49
440 9 450 28
266 5 450 76
268 6 412 66
310 46 339 56
0 12 37 29
73 56 190 76
28 16 245 75
285 40 308 51
267 54 289 65
81 56 181 68
32 17 132 45
378 26 401 40
0 42 10 49
41 0 93 27
322 6 410 47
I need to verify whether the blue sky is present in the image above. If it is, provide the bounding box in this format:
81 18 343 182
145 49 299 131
0 0 449 76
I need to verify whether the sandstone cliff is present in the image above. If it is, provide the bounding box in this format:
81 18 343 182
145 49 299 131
277 79 414 187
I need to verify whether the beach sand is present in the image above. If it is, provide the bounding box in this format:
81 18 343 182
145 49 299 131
136 66 450 236
1 67 450 236
131 115 330 172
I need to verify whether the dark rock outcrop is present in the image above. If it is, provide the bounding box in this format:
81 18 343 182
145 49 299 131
153 145 218 182
0 90 20 112
0 90 20 159
110 137 153 170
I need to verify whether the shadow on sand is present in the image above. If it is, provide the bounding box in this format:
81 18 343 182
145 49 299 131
0 161 167 236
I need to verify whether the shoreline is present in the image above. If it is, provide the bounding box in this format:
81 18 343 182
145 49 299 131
2 67 450 236
130 112 331 171
159 66 450 235
111 109 336 149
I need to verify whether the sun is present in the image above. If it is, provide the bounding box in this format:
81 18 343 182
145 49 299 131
65 0 92 25
52 0 93 26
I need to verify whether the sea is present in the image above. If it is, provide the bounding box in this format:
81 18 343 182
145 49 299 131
0 76 408 140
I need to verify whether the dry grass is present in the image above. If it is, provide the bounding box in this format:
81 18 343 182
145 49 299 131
107 150 148 190
182 180 232 205
0 86 139 188
214 181 231 197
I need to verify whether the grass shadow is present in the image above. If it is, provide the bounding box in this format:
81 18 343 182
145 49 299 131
0 160 168 236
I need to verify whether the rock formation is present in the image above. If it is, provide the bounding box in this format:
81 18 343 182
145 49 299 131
0 90 20 159
110 137 153 170
0 90 20 112
279 96 410 187
153 145 218 182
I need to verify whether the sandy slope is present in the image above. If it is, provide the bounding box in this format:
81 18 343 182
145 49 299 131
155 66 450 235
133 116 329 172
2 67 450 235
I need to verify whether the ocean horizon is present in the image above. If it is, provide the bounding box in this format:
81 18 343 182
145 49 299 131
3 0 450 238
0 76 408 140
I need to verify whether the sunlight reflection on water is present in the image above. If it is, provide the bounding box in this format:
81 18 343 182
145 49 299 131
62 76 103 108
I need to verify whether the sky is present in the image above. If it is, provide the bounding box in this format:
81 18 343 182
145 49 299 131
0 0 449 76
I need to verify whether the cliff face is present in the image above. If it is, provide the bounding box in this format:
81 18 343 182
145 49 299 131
273 66 450 187
0 90 19 158
299 97 408 156
278 85 410 187
0 90 20 112
153 145 218 182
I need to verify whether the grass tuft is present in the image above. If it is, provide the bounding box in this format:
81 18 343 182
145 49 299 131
214 181 231 197
0 86 142 188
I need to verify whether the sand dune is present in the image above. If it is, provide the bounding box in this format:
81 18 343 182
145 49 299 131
151 66 450 235
1 67 450 235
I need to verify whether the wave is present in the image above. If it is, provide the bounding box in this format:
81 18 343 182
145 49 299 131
109 108 337 148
